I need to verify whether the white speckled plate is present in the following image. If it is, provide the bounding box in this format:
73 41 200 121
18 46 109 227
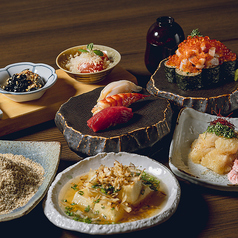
169 107 238 191
44 152 180 235
0 140 61 222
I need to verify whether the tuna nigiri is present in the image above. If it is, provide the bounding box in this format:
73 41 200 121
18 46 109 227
91 93 149 115
97 80 142 102
87 106 133 132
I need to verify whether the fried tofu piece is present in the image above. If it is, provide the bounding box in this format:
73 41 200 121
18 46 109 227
133 185 153 207
94 200 125 223
215 137 238 154
201 149 236 174
72 188 95 210
189 132 238 174
189 133 218 163
118 177 142 204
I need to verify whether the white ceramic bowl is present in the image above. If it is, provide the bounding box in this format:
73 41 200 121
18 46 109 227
169 107 238 191
56 44 121 84
44 152 181 235
0 62 57 102
0 140 61 222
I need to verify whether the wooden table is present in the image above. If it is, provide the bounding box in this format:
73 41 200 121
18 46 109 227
1 0 238 237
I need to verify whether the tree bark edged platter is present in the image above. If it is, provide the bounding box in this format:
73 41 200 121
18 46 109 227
146 59 238 115
55 87 173 158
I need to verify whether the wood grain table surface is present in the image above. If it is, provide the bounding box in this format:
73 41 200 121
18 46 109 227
0 0 238 237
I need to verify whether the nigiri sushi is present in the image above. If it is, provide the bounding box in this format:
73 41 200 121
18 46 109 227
97 80 142 102
91 93 149 115
228 159 238 184
87 106 133 132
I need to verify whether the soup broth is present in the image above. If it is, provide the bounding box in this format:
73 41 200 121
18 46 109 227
58 171 167 224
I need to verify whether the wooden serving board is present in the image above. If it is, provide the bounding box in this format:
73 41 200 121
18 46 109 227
0 66 137 137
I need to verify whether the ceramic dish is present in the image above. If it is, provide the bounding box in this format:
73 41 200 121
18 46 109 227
0 62 57 102
146 59 238 115
169 107 238 191
0 140 61 222
44 152 181 235
55 87 173 157
56 44 121 84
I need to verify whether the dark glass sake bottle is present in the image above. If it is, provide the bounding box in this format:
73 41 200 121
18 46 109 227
145 16 185 74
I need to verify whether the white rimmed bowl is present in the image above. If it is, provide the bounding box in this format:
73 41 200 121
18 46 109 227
0 62 57 102
56 44 121 84
44 152 180 235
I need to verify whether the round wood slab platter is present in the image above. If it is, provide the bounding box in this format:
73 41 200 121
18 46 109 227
146 59 238 115
55 87 173 158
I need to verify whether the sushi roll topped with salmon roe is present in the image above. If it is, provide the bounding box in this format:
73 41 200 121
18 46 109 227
164 29 237 90
166 29 236 73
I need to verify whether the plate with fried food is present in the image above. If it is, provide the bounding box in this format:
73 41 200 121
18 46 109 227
169 107 238 191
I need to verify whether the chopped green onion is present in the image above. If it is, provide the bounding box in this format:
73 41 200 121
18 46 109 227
206 122 236 138
94 198 100 203
84 205 90 212
71 184 79 191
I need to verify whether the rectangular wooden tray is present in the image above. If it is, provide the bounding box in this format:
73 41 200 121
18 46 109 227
0 66 137 137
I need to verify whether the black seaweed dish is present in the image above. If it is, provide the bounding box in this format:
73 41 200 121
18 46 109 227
1 69 45 92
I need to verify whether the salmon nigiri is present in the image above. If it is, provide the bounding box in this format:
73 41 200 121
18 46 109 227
91 93 149 115
87 106 133 132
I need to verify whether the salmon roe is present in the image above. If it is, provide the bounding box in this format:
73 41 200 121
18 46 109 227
167 35 236 73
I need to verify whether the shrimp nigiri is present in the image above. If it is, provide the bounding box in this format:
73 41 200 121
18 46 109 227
87 106 133 132
91 93 149 115
97 80 142 102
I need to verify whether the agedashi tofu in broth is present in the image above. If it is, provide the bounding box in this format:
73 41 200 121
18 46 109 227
58 161 167 224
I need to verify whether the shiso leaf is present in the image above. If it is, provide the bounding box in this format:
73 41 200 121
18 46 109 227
78 43 104 56
93 50 104 56
87 43 94 51
78 49 88 53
